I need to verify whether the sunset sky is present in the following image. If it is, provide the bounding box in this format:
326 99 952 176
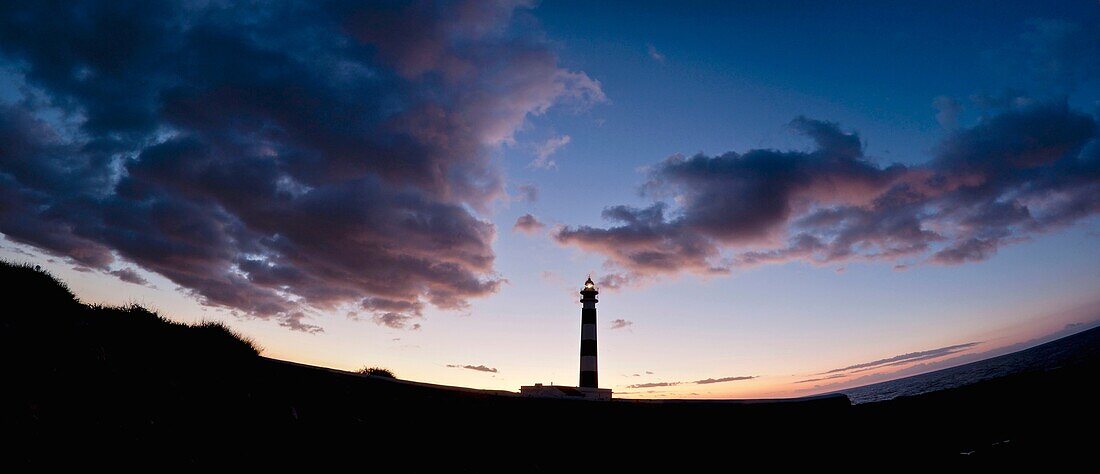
2 1 1099 398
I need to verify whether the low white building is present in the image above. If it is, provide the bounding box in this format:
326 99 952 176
520 383 612 401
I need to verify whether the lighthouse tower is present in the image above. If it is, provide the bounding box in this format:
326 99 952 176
579 276 599 388
517 277 612 400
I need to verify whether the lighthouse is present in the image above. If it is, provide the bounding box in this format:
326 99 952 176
579 276 599 388
518 276 612 400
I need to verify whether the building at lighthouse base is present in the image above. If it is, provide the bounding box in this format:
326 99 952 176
519 383 612 400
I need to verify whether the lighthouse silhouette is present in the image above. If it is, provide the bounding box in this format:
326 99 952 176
579 276 599 388
519 277 613 400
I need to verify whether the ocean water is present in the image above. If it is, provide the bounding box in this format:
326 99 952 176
839 326 1100 404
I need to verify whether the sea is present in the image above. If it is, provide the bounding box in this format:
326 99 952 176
838 325 1100 404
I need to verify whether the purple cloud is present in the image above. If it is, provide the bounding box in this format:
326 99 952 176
0 1 603 332
609 318 633 330
557 103 1100 278
513 214 546 234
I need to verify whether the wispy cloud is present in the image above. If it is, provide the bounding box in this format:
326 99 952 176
822 342 980 374
693 376 755 384
515 184 539 203
530 135 572 169
626 381 680 388
609 318 633 330
447 364 498 373
626 374 754 389
795 373 847 384
647 43 666 63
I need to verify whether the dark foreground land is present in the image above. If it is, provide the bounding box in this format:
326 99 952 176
2 261 1097 467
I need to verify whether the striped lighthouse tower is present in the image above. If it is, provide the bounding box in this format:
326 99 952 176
579 277 599 389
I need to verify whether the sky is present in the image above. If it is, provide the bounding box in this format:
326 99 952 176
1 0 1099 399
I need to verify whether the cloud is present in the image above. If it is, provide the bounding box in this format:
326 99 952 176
821 342 980 374
109 268 148 286
626 381 680 389
361 297 425 329
512 214 546 234
0 1 603 332
447 364 498 373
530 134 571 169
596 272 643 291
556 102 1100 279
515 184 539 203
609 318 633 330
692 375 755 384
794 374 847 384
625 374 754 388
933 95 963 130
647 44 665 63
281 312 324 334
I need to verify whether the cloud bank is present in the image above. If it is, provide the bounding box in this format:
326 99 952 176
0 1 603 331
557 104 1100 280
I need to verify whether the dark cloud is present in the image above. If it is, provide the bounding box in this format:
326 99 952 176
109 268 147 285
609 318 632 330
557 102 1100 278
512 213 546 234
0 1 602 332
447 364 498 373
822 342 980 375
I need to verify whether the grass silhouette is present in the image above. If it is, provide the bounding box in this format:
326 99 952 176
1 260 260 361
357 366 395 378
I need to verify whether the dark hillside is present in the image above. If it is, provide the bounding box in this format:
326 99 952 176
2 260 1096 467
